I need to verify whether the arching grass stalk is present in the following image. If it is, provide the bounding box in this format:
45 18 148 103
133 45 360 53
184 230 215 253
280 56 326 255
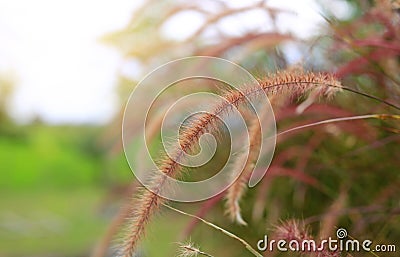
119 70 343 257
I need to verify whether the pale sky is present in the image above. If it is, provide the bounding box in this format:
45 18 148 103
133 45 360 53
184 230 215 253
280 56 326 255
0 0 350 124
0 0 142 124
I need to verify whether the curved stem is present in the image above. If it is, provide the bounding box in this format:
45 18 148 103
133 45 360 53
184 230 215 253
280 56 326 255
341 86 400 111
165 204 263 257
275 114 400 138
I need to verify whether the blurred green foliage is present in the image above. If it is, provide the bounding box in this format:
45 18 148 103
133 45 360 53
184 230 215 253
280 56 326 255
0 125 101 191
0 117 132 256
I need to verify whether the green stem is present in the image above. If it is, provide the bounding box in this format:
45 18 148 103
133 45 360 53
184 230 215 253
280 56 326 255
164 204 263 257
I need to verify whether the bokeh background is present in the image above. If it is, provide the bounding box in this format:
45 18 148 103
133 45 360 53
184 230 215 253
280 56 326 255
1 0 399 256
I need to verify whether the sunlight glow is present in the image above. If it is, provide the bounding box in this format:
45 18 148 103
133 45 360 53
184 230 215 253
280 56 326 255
0 0 141 124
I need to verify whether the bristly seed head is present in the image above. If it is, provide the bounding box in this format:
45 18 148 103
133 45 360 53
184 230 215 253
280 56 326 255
119 69 342 256
177 241 213 257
